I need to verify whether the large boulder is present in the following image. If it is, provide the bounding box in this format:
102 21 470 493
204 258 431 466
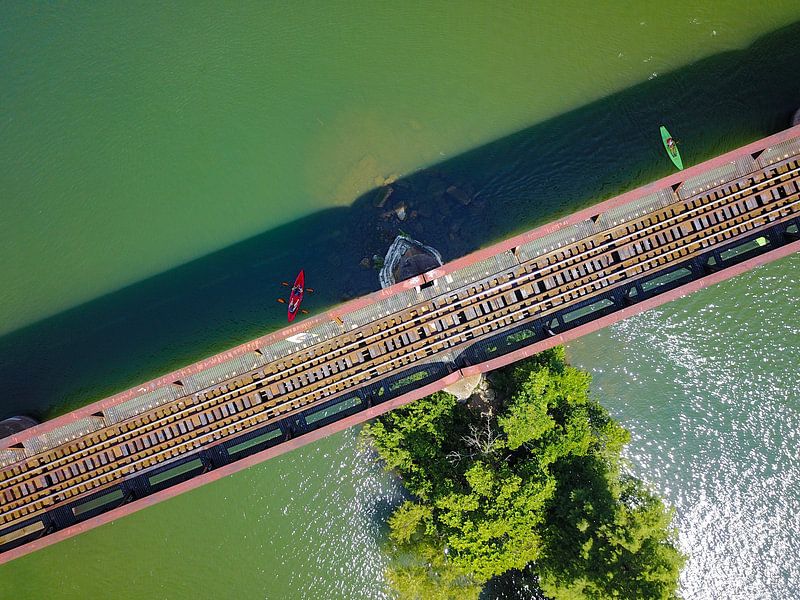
444 374 484 401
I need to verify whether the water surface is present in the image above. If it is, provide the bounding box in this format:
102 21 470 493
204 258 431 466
3 1 799 335
2 4 800 599
568 254 800 599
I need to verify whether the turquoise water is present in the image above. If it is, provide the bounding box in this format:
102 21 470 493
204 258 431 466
568 254 800 598
1 4 800 598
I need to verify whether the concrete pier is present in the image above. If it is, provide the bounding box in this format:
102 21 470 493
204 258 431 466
379 235 443 289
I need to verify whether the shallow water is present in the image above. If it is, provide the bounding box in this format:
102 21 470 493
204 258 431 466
2 3 800 599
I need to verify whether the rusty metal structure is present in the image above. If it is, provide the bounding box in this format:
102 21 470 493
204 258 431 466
1 125 799 564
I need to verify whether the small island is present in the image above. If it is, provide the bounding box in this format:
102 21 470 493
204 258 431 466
363 347 684 599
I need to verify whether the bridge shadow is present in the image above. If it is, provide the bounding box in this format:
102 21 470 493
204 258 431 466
2 22 800 420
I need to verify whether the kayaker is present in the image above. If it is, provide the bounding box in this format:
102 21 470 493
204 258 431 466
288 298 299 313
667 137 677 153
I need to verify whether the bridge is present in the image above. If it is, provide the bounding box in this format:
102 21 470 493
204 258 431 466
2 125 799 564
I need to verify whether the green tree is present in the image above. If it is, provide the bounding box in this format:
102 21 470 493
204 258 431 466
363 348 684 599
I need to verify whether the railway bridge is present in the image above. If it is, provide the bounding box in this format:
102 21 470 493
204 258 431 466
2 125 799 564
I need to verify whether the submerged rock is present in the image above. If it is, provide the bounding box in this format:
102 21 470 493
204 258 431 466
446 185 472 206
379 235 444 289
0 416 39 440
374 173 400 187
373 186 394 208
425 176 448 198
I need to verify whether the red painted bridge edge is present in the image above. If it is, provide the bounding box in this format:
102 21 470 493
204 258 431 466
3 123 799 451
1 239 797 566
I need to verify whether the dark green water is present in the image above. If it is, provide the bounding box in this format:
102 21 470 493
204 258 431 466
1 5 799 599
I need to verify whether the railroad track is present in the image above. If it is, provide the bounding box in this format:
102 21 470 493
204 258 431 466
2 155 799 533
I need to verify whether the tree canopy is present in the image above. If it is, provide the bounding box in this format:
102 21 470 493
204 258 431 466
362 347 684 599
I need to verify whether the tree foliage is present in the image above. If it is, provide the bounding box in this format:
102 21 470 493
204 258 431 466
362 347 684 599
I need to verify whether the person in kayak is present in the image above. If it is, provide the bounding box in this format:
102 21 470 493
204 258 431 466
288 298 299 313
666 137 677 154
291 284 303 296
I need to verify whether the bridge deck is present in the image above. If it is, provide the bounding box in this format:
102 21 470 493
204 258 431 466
1 124 799 564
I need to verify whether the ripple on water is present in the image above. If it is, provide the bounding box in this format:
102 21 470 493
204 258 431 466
567 255 800 599
237 430 404 600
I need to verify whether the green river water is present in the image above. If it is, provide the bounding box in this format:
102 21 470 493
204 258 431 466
1 3 799 598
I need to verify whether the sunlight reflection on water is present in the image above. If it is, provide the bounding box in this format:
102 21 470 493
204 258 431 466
568 255 800 598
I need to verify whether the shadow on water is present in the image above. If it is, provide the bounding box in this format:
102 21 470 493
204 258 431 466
2 22 800 420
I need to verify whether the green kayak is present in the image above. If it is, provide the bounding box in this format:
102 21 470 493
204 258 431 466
660 125 683 170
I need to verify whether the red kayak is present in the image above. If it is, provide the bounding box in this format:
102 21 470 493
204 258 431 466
287 270 305 322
